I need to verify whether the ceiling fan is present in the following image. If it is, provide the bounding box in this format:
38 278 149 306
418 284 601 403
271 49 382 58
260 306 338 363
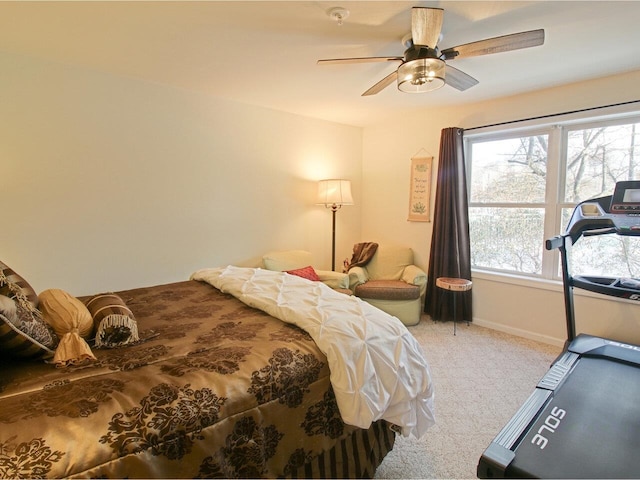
317 7 544 96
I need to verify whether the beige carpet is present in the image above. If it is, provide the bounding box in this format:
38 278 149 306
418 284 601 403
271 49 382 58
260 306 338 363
375 316 562 479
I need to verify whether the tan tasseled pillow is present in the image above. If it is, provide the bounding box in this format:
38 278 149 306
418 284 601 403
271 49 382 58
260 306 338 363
38 289 96 367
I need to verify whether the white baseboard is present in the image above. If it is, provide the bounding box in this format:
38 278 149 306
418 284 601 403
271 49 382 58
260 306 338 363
473 317 565 348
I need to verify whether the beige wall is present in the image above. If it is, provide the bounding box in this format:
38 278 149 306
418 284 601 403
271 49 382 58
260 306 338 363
1 51 362 295
362 69 640 346
4 47 640 346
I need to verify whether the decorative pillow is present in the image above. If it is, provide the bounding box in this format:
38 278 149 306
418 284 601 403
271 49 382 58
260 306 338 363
285 265 321 282
263 250 314 271
85 293 139 348
0 263 58 360
0 261 39 309
0 295 18 326
0 312 56 360
39 289 96 366
4 296 58 346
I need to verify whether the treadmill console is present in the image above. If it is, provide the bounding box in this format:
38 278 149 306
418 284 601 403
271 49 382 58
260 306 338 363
610 180 640 213
561 183 640 243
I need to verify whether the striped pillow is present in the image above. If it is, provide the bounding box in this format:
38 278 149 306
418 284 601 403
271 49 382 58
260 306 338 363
0 261 39 309
85 293 139 348
0 262 57 360
0 310 56 359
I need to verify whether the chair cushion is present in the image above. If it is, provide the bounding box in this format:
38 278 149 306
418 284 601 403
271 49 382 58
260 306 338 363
333 288 354 296
365 246 415 281
355 280 420 301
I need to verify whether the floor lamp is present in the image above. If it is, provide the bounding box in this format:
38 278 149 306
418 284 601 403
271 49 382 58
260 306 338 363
317 179 353 271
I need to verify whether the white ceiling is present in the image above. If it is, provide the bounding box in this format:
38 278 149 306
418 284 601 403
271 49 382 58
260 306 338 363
2 1 640 127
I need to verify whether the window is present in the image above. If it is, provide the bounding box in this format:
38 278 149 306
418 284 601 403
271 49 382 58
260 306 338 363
465 112 640 280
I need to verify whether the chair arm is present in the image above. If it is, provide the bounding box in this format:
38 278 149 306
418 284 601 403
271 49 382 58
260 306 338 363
402 265 427 296
316 270 349 290
348 266 369 290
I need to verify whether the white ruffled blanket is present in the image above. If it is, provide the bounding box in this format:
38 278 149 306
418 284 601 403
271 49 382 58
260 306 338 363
191 265 435 438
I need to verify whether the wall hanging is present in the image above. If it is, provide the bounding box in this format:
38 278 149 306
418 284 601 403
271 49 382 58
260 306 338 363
408 151 433 222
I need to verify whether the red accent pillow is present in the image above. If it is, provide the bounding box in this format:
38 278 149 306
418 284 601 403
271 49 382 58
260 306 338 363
285 265 321 282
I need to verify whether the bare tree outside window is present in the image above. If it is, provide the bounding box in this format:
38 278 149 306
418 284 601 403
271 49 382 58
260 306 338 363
468 135 548 275
565 123 640 278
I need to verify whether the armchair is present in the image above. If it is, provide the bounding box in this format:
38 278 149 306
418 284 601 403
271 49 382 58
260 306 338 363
348 245 427 326
261 250 351 293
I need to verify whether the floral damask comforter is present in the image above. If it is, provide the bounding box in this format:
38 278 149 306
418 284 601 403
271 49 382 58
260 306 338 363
192 266 435 438
0 280 395 478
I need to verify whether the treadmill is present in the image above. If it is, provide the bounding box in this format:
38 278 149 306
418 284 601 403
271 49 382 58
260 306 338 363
477 181 640 479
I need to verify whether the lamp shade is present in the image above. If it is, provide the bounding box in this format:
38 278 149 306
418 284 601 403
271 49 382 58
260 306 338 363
317 179 353 206
398 57 446 93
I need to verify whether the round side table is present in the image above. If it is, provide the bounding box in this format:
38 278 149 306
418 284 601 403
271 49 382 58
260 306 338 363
435 277 472 335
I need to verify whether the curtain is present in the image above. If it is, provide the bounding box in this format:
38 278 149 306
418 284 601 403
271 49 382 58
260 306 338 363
424 127 473 322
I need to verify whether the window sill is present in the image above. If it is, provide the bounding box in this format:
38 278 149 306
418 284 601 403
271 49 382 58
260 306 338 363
472 269 561 292
471 269 640 304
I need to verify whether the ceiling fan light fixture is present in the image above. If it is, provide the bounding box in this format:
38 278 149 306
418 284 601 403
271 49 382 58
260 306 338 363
397 58 445 93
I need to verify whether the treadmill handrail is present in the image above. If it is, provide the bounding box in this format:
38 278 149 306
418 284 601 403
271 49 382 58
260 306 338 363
545 235 563 251
564 195 614 244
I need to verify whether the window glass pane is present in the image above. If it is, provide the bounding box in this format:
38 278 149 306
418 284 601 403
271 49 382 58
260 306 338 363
560 207 573 233
557 207 640 279
570 235 640 278
469 136 548 203
470 207 544 274
561 121 640 278
564 122 640 203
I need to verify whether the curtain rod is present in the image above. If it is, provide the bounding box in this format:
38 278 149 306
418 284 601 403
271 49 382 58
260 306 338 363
464 99 640 132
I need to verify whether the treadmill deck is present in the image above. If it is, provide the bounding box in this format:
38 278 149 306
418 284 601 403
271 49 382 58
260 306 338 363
478 334 640 478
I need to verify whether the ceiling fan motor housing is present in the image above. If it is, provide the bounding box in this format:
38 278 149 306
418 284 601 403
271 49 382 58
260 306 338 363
404 45 442 62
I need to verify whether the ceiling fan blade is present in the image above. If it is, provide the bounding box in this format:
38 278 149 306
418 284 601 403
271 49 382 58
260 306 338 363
317 56 402 65
444 65 479 91
441 29 545 60
411 7 444 48
362 70 398 96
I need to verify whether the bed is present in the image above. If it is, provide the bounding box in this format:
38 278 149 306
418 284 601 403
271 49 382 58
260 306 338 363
0 263 434 478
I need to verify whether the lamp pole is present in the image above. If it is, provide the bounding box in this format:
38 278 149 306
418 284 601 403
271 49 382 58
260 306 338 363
316 179 353 272
331 204 338 271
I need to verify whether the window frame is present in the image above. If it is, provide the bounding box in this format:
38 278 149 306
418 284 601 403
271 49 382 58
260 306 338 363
464 105 640 283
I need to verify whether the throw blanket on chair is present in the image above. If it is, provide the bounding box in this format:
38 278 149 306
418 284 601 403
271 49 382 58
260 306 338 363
344 242 378 272
191 265 435 439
